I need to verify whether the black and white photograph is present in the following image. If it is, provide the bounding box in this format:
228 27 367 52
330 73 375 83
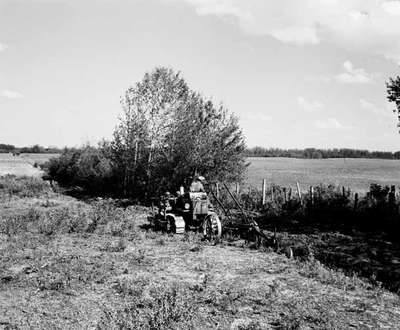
1 0 400 328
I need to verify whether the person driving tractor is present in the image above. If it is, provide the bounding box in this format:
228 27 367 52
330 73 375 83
190 175 206 192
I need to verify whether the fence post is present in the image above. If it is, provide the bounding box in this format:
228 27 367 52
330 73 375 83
310 186 314 207
262 179 266 205
216 182 220 199
236 183 240 196
296 182 303 206
389 185 396 211
271 185 275 203
288 187 292 201
283 187 287 203
354 192 358 211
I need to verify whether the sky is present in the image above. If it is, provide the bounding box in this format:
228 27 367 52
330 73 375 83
1 0 400 150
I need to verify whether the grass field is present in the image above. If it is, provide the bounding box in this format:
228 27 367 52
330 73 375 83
0 153 58 177
1 177 399 329
246 157 400 192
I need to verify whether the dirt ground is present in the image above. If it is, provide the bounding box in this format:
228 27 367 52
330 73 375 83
1 193 400 329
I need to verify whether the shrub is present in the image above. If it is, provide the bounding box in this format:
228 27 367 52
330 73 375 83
43 146 115 195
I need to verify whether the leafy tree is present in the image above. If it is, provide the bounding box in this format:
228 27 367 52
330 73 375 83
112 67 247 197
386 75 400 131
112 67 191 196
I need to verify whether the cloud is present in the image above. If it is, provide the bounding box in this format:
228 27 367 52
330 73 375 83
360 99 393 118
270 26 319 45
179 0 400 61
0 43 8 52
382 1 400 15
314 118 353 130
1 90 23 99
297 97 324 112
184 0 253 22
241 112 271 121
334 61 373 84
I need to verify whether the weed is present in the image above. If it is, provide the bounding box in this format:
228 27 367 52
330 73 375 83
0 175 52 198
40 199 59 208
145 231 158 240
231 319 264 330
100 238 127 252
113 276 150 297
0 214 26 237
273 298 342 330
181 231 202 244
156 237 166 246
35 270 71 291
97 283 195 330
297 258 367 291
127 249 149 266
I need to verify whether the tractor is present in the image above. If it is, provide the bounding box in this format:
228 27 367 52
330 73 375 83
149 179 291 255
149 187 222 239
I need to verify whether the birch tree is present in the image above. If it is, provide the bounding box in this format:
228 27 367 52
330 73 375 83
387 76 400 132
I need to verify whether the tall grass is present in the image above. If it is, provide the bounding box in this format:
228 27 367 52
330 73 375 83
98 282 195 330
0 199 137 238
0 175 52 198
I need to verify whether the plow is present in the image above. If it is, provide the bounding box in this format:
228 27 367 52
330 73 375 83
148 179 279 249
209 182 272 245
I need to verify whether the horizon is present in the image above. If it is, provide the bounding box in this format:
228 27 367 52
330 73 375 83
2 142 400 155
1 0 400 150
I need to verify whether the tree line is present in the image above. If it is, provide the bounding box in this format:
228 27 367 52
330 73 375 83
245 147 400 159
4 142 400 160
0 143 62 154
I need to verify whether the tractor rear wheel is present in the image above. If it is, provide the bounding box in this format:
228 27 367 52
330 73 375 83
203 214 222 240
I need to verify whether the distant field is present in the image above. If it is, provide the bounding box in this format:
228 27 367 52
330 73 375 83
246 157 400 192
0 153 59 177
2 154 400 193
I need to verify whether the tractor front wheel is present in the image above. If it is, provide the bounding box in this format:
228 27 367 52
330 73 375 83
203 214 222 240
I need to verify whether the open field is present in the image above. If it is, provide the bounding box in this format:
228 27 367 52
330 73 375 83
1 177 400 329
0 153 58 177
246 157 400 193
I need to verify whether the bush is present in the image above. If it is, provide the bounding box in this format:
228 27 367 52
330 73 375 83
43 146 115 195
